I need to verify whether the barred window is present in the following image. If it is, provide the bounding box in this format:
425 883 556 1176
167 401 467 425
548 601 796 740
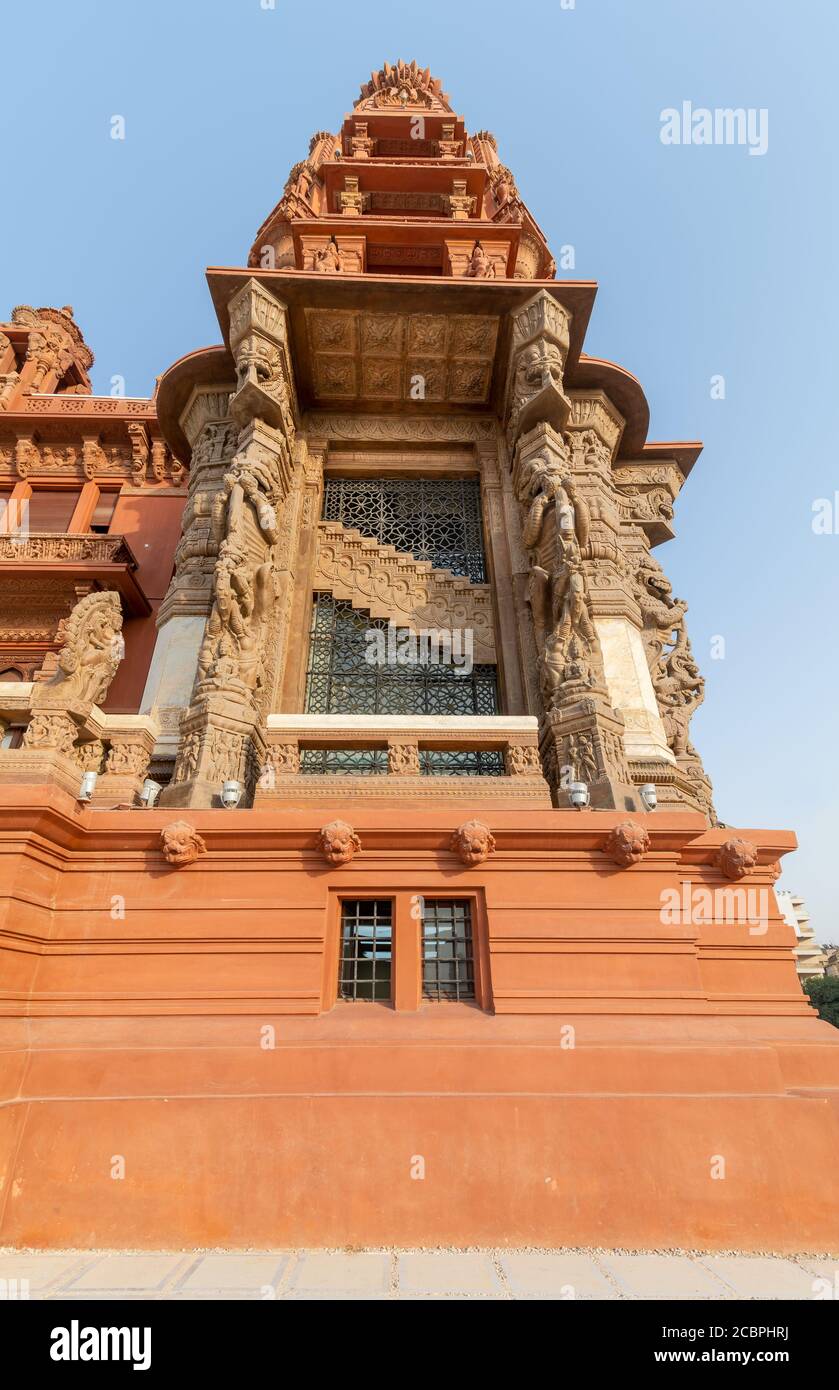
422 900 475 1002
322 476 486 582
305 595 498 717
339 900 393 1001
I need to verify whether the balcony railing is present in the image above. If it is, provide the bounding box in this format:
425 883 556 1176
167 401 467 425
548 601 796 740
259 714 551 806
0 532 150 614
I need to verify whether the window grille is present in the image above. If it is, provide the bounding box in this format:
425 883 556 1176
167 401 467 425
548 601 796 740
339 900 393 1001
421 900 475 1002
322 476 486 583
300 748 388 775
305 595 498 718
419 749 505 776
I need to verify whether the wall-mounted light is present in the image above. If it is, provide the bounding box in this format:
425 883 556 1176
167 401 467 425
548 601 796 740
640 783 658 812
78 771 97 802
568 780 590 810
140 778 161 807
221 780 243 809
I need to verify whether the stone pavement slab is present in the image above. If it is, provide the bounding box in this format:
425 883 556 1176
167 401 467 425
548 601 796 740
290 1251 390 1294
0 1254 88 1293
598 1254 730 1300
398 1252 504 1296
499 1252 616 1300
1 1248 834 1300
696 1255 823 1300
177 1254 288 1292
65 1254 189 1293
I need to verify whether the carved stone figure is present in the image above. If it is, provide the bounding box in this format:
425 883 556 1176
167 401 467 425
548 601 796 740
464 241 495 278
388 742 420 775
314 237 345 273
160 821 207 867
655 634 705 757
716 837 758 881
450 819 496 866
636 555 688 673
506 744 542 776
29 590 124 712
319 819 362 866
518 452 599 708
508 342 566 440
604 821 651 868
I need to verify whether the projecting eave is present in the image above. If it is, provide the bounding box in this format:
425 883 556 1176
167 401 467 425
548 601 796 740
206 266 597 418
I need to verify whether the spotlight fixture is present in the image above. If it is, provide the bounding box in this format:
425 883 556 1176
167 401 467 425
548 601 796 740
78 771 97 802
639 783 658 812
140 778 162 807
221 779 243 809
568 780 590 810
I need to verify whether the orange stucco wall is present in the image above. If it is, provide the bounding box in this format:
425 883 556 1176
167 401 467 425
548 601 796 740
1 788 838 1250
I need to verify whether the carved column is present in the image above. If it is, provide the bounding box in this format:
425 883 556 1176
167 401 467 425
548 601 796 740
140 389 238 738
163 280 299 807
280 438 325 713
478 440 527 714
504 291 641 810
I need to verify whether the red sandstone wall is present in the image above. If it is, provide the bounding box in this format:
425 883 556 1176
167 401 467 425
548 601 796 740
104 491 185 712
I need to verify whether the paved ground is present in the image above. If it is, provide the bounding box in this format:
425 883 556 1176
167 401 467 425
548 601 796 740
1 1249 837 1300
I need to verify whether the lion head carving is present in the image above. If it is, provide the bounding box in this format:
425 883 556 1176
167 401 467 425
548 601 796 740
450 819 496 866
716 837 758 881
604 820 651 868
319 819 361 866
160 820 206 868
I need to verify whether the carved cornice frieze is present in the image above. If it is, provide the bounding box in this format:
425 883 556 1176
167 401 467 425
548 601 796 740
0 426 181 486
306 412 497 444
0 533 135 564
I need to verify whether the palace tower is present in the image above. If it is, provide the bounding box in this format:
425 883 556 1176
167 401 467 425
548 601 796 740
1 62 838 1250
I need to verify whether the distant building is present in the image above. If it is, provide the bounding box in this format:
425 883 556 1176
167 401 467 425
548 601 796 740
776 890 826 977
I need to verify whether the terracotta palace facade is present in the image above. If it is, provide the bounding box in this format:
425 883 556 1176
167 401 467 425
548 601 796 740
1 62 838 1251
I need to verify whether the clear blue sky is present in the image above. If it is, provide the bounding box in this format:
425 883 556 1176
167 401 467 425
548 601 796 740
3 0 837 938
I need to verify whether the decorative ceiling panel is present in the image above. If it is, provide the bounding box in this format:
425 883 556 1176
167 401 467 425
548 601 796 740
305 309 499 405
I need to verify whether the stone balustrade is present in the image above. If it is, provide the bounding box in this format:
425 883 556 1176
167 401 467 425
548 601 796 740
258 714 551 805
0 532 137 564
0 682 158 803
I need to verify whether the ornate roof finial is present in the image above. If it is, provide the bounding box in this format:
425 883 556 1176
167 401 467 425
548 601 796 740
355 61 450 112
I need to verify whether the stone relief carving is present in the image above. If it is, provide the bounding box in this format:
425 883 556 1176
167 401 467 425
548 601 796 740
450 819 496 865
505 744 542 776
464 241 496 278
160 821 207 867
716 837 758 880
604 821 651 867
319 819 362 865
388 742 420 775
28 590 123 713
